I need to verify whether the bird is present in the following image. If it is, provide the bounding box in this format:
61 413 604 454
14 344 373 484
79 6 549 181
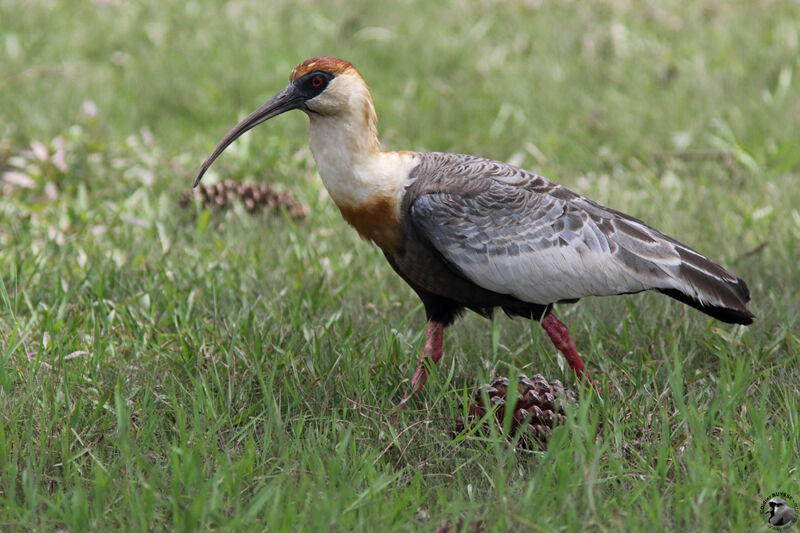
194 56 754 407
767 498 797 527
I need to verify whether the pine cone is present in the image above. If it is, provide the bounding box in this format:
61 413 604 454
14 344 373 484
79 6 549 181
456 374 573 449
180 180 309 219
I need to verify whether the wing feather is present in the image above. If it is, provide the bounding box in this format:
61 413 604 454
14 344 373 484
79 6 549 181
404 152 751 319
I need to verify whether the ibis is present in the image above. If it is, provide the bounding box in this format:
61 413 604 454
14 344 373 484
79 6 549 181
195 56 754 406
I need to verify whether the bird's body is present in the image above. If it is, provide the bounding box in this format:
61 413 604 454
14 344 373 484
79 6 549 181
196 56 754 404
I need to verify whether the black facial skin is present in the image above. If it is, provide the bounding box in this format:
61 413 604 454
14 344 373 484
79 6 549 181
294 71 334 101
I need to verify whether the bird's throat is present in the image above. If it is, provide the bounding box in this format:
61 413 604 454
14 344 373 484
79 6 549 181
307 107 381 207
306 102 418 253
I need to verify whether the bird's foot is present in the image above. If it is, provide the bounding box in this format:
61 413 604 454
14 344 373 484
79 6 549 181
540 313 608 394
393 322 445 413
393 355 435 413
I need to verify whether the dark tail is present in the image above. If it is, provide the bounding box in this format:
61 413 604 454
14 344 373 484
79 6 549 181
658 280 754 324
657 246 754 325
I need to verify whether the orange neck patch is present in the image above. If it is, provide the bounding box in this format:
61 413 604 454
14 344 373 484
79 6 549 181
337 197 403 253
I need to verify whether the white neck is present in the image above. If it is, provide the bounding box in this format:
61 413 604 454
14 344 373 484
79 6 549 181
304 73 417 212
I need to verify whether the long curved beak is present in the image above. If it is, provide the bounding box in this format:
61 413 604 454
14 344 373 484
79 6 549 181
194 84 302 187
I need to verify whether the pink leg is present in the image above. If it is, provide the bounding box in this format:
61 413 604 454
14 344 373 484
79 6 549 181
396 321 445 410
541 313 598 387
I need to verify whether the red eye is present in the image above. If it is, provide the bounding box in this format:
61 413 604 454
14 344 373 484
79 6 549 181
311 75 323 87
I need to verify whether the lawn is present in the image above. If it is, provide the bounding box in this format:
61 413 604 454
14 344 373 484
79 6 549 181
1 0 799 531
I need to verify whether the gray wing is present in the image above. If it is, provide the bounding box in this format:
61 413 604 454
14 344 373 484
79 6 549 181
405 153 750 313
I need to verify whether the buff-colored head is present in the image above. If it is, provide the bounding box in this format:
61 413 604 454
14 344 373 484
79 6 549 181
194 56 375 186
290 57 374 119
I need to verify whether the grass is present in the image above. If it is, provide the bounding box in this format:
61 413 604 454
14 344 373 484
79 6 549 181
1 0 799 530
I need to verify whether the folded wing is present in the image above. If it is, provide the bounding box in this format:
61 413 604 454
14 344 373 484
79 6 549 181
405 153 753 324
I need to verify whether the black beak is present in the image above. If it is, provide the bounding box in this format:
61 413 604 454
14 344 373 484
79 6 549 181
194 83 302 187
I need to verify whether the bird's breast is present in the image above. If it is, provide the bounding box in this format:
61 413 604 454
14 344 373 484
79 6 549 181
337 196 404 253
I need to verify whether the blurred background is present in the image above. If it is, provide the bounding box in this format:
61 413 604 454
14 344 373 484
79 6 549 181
1 0 799 530
4 0 798 167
